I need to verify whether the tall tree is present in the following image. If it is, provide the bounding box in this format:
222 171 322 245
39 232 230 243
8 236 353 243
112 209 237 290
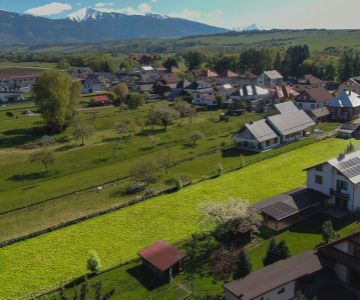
73 120 92 146
29 149 56 173
276 240 290 260
163 57 179 71
183 51 206 70
263 238 278 266
234 251 252 279
322 220 339 244
125 93 145 109
87 250 102 274
113 83 129 103
282 45 310 78
33 70 81 132
338 49 354 82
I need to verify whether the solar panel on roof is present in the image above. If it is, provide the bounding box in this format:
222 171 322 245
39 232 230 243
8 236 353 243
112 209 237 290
262 202 298 220
337 157 360 179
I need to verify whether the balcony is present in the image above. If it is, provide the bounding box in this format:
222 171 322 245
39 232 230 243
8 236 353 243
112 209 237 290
330 188 350 200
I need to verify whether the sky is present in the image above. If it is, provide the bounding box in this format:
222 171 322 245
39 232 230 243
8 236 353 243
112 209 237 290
1 0 360 30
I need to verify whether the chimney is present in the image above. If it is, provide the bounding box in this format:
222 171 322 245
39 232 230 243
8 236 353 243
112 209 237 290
349 90 352 96
338 153 346 161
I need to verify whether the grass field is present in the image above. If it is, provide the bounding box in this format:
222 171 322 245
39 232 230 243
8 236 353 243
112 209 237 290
0 137 357 299
42 215 360 300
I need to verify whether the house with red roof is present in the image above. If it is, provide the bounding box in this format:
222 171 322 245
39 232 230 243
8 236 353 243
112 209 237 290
91 95 111 106
198 69 219 82
293 74 326 92
138 241 186 282
295 87 333 111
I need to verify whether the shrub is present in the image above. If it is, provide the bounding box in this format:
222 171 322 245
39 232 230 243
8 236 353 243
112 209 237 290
87 250 102 274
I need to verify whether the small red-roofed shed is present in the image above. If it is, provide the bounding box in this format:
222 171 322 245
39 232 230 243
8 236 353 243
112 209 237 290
138 241 186 282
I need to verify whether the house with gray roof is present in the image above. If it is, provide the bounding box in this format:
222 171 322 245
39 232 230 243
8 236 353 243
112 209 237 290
257 70 283 88
274 101 299 114
233 110 315 152
267 110 315 144
326 90 360 121
233 119 280 152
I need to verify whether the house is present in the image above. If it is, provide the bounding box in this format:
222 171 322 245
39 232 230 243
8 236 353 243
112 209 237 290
307 107 331 123
130 54 160 65
253 188 329 231
191 88 217 106
81 75 104 94
257 70 283 88
293 74 326 92
224 232 360 300
339 76 360 95
295 87 333 111
274 101 299 115
217 70 240 85
326 90 360 121
141 66 156 74
233 119 280 152
305 150 360 211
91 95 111 106
198 69 219 82
233 110 315 152
0 91 25 103
224 251 326 300
267 110 315 144
230 85 273 112
317 231 360 291
238 71 258 86
337 123 360 139
153 74 182 97
274 85 300 102
138 241 185 282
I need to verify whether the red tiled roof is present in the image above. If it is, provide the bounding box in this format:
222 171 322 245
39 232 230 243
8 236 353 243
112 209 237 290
224 70 239 78
199 69 219 78
303 87 333 103
303 74 324 85
93 95 110 102
139 241 186 272
239 71 258 79
275 85 300 99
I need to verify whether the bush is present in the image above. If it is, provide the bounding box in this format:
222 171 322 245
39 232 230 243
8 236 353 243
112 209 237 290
126 182 147 195
87 250 102 274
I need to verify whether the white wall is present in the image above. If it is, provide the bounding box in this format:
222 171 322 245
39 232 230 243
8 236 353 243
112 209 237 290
225 281 296 300
306 163 333 196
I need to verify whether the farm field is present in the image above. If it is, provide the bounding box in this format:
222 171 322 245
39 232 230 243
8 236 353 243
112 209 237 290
43 214 360 300
17 29 360 54
0 137 357 299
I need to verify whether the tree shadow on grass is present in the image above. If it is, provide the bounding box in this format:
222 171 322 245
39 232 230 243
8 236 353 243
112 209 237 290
126 265 166 291
289 213 354 236
0 127 45 148
221 147 254 158
182 143 196 149
137 129 166 137
9 171 57 182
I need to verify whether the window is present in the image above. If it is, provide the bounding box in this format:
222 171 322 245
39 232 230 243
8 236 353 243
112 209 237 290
315 165 323 172
266 140 271 147
315 175 323 185
337 180 348 191
277 287 285 294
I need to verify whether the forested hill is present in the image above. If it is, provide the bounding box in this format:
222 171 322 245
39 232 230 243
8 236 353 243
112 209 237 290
5 29 360 54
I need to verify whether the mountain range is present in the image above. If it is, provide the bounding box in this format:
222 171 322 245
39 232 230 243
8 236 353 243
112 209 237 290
0 8 228 45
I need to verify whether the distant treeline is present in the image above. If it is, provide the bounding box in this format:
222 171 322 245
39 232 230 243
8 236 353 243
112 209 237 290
0 44 359 82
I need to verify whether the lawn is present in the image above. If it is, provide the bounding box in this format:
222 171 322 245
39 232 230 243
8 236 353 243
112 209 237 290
0 138 357 299
42 215 360 300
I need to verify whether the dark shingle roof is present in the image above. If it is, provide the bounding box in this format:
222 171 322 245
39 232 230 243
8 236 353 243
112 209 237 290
303 87 333 103
224 251 325 300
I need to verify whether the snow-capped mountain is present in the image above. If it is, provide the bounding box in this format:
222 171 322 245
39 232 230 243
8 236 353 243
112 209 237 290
233 24 265 32
0 9 228 45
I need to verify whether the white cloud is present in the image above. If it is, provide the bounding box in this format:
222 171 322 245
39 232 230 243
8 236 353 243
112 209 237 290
95 2 114 8
25 2 72 16
96 3 152 15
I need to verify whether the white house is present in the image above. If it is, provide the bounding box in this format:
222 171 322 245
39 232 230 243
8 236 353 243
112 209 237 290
233 109 315 152
257 70 283 88
339 76 360 95
81 75 104 94
295 87 333 111
305 150 360 211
